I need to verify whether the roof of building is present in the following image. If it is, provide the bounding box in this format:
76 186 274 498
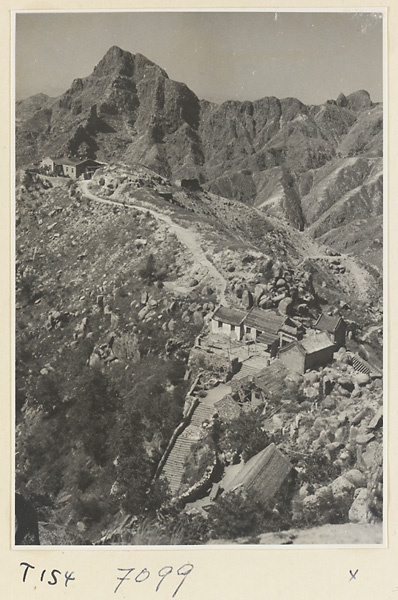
314 314 344 333
57 157 86 166
252 361 290 396
280 323 300 337
223 443 293 503
245 308 285 334
301 331 335 353
232 356 269 381
256 332 279 346
212 306 247 327
58 157 102 167
279 331 335 356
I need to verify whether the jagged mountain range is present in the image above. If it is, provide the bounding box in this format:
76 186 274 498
16 45 383 252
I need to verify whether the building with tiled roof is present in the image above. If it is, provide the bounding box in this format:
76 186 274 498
222 443 294 504
211 306 247 341
211 305 304 354
41 156 103 179
244 308 304 353
279 331 335 373
314 313 346 347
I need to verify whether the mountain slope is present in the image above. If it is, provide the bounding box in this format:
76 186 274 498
16 46 383 252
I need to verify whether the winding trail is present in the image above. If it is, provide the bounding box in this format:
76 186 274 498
290 229 372 302
78 180 227 303
362 322 383 341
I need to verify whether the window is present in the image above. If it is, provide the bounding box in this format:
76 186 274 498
231 325 235 331
218 321 222 328
246 327 251 334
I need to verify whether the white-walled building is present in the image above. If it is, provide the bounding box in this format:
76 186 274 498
211 306 247 341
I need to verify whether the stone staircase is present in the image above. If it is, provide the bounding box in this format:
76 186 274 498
190 402 215 427
161 402 216 495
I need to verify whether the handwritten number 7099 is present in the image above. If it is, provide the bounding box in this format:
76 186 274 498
115 564 194 597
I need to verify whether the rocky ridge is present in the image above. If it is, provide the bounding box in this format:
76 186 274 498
16 46 383 264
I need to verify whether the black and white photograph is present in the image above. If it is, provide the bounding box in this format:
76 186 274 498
14 10 384 547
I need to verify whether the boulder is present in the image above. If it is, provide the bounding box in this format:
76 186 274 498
188 278 199 287
351 387 362 398
326 441 345 454
322 396 336 410
134 238 147 248
273 292 286 303
241 289 253 309
338 377 355 393
356 433 375 446
168 300 179 313
278 297 293 316
354 373 370 386
144 310 156 322
304 371 319 385
258 296 272 309
254 284 265 299
235 285 244 299
138 306 149 320
350 408 369 426
336 92 348 107
314 485 333 502
348 488 371 523
303 386 318 400
331 476 355 502
345 470 367 488
297 303 309 316
188 302 201 313
367 407 383 430
334 426 349 443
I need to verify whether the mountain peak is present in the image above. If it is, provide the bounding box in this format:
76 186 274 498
93 45 136 77
92 46 169 80
346 89 372 111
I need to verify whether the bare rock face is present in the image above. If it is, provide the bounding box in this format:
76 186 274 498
346 89 372 112
16 46 382 246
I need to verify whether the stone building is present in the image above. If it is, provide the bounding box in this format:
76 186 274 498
211 306 247 341
278 331 335 373
314 314 346 348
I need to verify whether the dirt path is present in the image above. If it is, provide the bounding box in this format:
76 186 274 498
78 180 228 303
362 322 383 341
290 229 372 302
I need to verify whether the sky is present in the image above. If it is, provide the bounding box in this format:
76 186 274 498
15 11 383 105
